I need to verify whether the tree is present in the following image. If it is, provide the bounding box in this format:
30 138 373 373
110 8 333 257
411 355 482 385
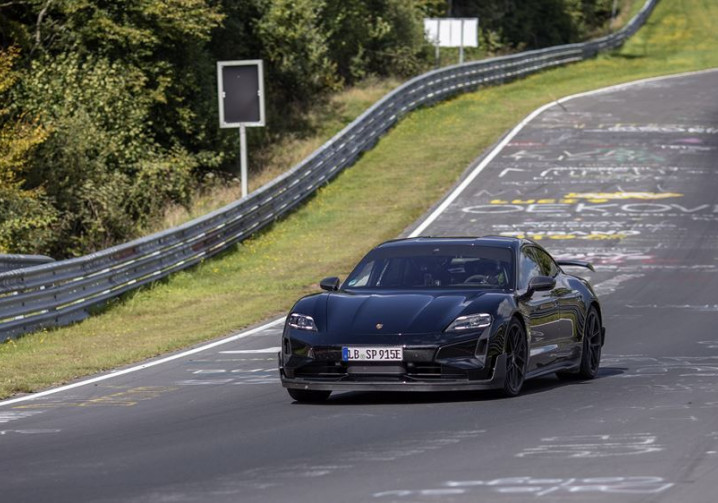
449 0 616 51
12 51 197 256
0 0 436 257
257 0 340 103
0 46 55 254
322 0 431 82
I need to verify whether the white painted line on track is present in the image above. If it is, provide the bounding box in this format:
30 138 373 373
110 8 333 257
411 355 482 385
409 67 718 237
219 347 281 354
4 69 717 409
0 317 285 408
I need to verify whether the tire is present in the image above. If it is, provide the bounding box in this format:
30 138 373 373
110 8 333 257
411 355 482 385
577 307 602 379
501 319 528 397
287 388 331 403
558 306 602 380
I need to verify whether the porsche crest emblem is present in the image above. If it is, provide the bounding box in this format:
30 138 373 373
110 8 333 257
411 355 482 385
375 323 384 330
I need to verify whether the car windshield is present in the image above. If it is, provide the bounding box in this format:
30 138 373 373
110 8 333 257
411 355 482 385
343 244 514 290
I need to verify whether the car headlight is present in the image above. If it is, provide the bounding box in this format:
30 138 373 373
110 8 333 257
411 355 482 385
287 313 318 331
445 313 492 332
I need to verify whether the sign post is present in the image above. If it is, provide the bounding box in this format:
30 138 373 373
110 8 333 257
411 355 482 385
239 125 248 197
611 0 619 29
217 60 265 198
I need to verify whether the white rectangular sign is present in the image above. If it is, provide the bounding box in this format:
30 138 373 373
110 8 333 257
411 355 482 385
424 18 478 48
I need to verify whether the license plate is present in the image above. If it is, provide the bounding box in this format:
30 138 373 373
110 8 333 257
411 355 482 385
342 346 403 362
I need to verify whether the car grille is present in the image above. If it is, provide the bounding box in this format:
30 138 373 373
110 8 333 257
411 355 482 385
436 339 477 359
294 362 344 378
293 361 468 381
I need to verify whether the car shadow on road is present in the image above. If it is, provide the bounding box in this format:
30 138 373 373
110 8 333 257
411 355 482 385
295 366 627 405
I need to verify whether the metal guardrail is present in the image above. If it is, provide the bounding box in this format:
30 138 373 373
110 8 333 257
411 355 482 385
0 0 658 341
0 255 55 274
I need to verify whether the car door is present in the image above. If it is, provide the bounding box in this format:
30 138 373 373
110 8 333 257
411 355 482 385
518 246 563 371
531 247 580 361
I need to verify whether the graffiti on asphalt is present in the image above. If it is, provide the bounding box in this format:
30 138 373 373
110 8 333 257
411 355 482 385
516 433 662 458
373 476 674 498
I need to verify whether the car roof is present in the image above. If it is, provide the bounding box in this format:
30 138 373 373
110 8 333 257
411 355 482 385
375 236 531 252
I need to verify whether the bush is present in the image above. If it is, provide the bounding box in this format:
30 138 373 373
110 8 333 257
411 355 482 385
0 47 56 254
450 0 617 51
12 52 195 256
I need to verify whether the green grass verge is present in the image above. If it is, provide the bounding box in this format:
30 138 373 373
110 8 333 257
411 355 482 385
2 0 717 399
155 76 402 230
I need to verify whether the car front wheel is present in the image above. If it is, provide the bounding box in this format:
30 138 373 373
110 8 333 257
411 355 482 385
501 319 528 397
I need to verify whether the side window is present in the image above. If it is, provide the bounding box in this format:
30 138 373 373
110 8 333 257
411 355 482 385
518 247 541 290
533 248 560 278
346 260 375 287
377 258 405 287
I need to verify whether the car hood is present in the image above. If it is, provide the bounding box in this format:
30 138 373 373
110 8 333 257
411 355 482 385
323 290 488 336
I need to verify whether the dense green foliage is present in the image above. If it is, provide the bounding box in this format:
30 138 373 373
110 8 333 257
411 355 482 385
0 47 55 253
448 0 619 51
0 0 618 257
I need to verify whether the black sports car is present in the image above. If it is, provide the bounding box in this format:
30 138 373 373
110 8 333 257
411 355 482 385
279 236 604 402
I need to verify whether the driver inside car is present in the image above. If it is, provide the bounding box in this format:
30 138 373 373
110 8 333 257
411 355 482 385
464 259 502 285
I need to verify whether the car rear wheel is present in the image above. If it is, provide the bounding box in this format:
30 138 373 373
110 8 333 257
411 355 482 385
577 307 602 379
557 306 602 380
288 388 331 403
501 319 527 397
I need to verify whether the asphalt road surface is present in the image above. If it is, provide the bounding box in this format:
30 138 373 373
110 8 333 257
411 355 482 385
2 69 718 503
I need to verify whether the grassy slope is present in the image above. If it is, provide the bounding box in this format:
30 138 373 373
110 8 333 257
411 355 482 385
156 77 402 230
2 0 717 398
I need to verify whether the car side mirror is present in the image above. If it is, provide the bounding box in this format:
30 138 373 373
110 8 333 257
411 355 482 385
524 276 556 298
320 276 341 292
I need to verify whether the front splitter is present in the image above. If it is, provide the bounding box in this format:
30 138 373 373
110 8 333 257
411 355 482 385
281 354 506 392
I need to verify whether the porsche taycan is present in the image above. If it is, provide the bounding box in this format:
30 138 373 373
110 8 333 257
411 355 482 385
279 236 604 402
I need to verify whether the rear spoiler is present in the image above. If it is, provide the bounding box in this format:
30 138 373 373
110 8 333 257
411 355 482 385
556 260 595 272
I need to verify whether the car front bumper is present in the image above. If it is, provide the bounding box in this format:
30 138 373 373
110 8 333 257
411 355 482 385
280 354 507 393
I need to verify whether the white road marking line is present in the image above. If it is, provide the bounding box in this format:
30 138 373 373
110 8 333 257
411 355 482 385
219 347 281 354
0 429 61 435
0 317 285 408
0 410 45 423
229 368 277 373
592 273 645 297
176 379 235 386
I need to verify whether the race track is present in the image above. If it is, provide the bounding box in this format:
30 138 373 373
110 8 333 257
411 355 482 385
1 70 717 503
